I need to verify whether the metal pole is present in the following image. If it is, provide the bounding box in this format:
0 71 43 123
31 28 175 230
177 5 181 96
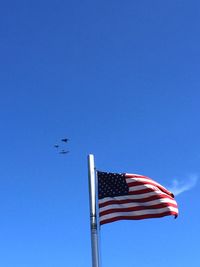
88 154 100 267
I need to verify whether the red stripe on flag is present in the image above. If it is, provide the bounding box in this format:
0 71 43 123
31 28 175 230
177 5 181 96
100 203 178 217
100 211 178 225
99 193 174 208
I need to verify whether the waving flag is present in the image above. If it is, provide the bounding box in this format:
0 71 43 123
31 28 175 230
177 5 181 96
97 171 178 225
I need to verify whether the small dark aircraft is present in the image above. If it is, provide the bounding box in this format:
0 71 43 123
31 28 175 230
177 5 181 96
59 150 69 154
54 144 59 148
61 138 69 143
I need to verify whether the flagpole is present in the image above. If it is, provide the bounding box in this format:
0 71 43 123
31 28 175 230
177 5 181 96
88 154 100 267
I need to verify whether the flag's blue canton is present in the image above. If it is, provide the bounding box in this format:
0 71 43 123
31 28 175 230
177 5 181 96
98 171 129 199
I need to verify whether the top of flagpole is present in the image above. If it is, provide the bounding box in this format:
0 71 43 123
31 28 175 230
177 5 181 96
88 154 101 267
88 154 96 218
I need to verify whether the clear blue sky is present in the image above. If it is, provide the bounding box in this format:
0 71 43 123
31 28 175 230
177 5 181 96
0 1 200 266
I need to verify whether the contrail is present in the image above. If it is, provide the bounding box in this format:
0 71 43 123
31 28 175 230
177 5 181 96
168 174 198 196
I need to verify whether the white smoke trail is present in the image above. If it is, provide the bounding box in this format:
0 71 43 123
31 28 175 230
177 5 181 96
168 174 198 196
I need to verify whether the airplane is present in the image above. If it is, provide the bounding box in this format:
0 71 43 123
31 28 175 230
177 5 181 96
54 144 59 148
61 138 69 143
59 150 69 154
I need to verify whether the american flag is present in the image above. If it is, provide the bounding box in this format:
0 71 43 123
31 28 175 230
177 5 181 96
97 171 178 225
